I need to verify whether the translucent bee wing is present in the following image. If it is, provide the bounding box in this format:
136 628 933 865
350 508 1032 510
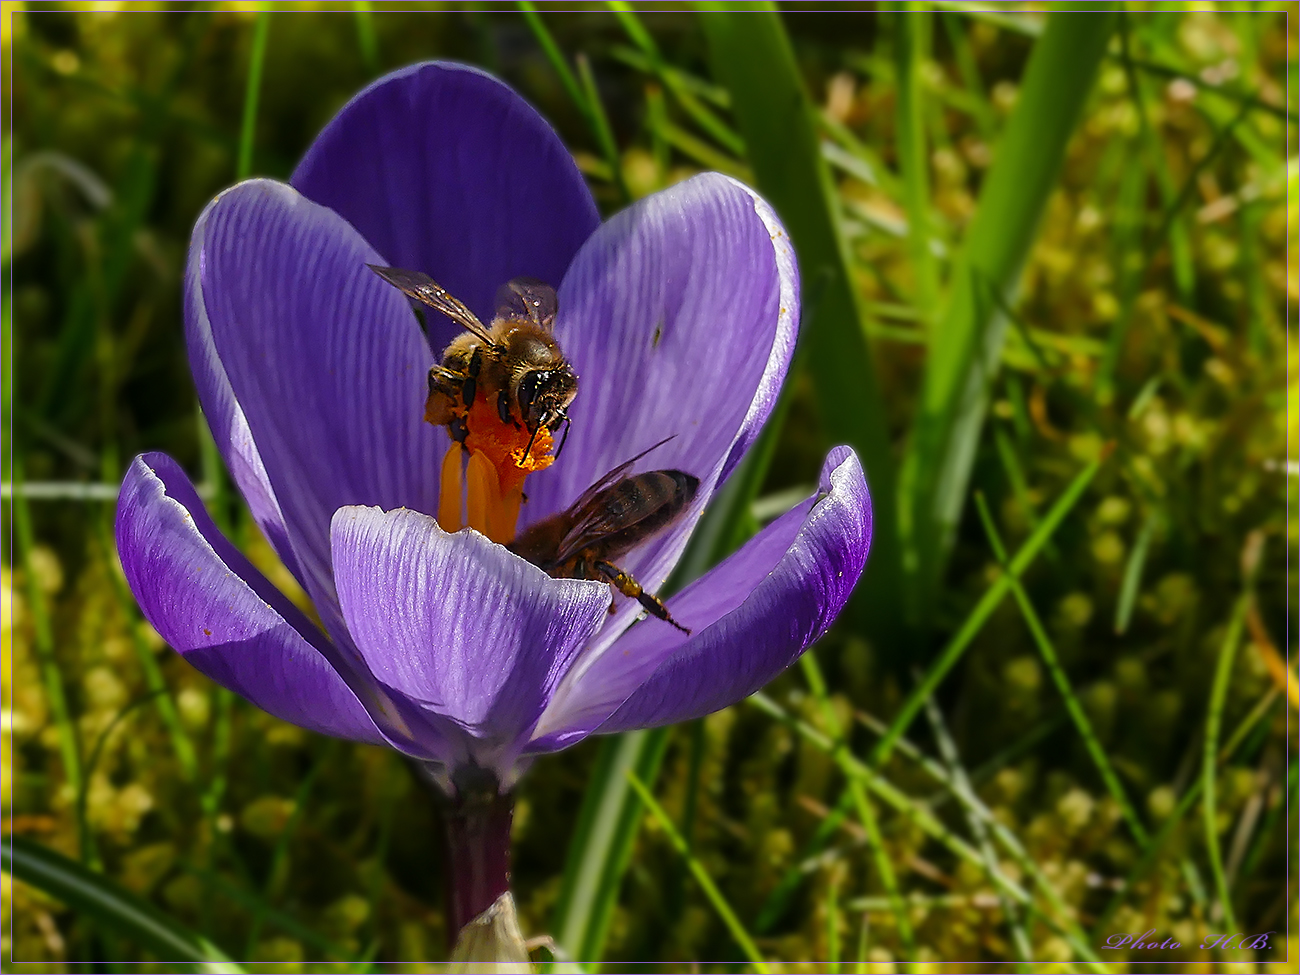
561 436 676 516
494 277 558 329
554 469 696 565
368 265 496 345
551 437 678 561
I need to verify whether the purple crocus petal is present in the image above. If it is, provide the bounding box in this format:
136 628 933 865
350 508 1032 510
115 453 386 746
194 178 446 651
291 61 600 341
522 172 798 653
529 447 871 750
330 506 611 773
184 200 300 583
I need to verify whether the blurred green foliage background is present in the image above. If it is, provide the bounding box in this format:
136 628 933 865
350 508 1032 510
1 2 1295 971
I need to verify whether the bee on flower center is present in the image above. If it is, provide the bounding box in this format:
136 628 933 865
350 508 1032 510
509 438 699 634
369 265 578 543
368 265 577 452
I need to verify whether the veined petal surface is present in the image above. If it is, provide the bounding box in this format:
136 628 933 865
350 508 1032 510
524 173 799 649
115 453 385 745
331 506 610 772
292 61 600 346
192 178 445 650
184 211 301 585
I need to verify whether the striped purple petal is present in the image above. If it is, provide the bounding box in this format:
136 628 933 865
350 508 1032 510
291 61 600 349
330 506 610 780
190 178 446 651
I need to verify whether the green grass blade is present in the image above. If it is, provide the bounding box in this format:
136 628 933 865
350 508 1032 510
751 694 1005 892
1118 14 1194 303
920 692 1033 964
698 1 905 651
801 653 916 961
75 689 164 865
236 9 271 181
991 422 1054 561
1220 688 1280 764
931 0 1042 36
518 3 629 203
183 863 355 962
973 492 1149 847
665 720 706 924
1203 594 1248 931
748 692 1109 969
244 739 336 957
658 118 749 179
550 727 670 965
352 1 379 75
626 772 771 973
11 463 86 849
518 2 586 115
940 11 996 140
607 2 745 156
894 8 939 327
1113 509 1156 634
1092 683 1279 935
1238 755 1296 886
575 52 631 203
899 7 1115 609
200 3 270 533
817 110 896 196
754 789 852 934
608 44 731 109
3 836 245 972
826 869 841 971
872 451 1107 767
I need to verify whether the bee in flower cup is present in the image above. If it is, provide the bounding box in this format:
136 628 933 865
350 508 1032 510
370 265 578 541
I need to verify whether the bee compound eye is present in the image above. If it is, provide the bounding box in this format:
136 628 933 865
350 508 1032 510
517 370 551 417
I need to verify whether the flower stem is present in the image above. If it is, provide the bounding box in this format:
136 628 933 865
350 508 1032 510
443 774 514 938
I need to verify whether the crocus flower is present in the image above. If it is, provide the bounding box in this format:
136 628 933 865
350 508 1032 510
115 62 872 938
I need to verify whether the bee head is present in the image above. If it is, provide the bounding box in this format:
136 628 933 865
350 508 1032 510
516 365 578 435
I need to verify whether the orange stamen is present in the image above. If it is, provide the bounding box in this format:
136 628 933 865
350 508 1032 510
438 441 465 532
495 484 524 544
428 396 558 543
466 449 502 541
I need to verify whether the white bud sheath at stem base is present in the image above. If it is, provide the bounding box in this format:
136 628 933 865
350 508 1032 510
450 892 531 972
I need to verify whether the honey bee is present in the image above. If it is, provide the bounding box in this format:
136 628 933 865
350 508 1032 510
368 265 577 457
509 440 699 634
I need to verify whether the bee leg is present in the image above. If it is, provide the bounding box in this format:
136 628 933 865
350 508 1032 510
426 365 468 426
462 347 482 409
594 560 691 635
448 414 469 445
497 389 517 428
428 364 464 398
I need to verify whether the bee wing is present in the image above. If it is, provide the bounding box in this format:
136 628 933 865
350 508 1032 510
552 436 677 560
495 277 558 329
554 504 641 562
563 436 677 513
368 265 497 345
